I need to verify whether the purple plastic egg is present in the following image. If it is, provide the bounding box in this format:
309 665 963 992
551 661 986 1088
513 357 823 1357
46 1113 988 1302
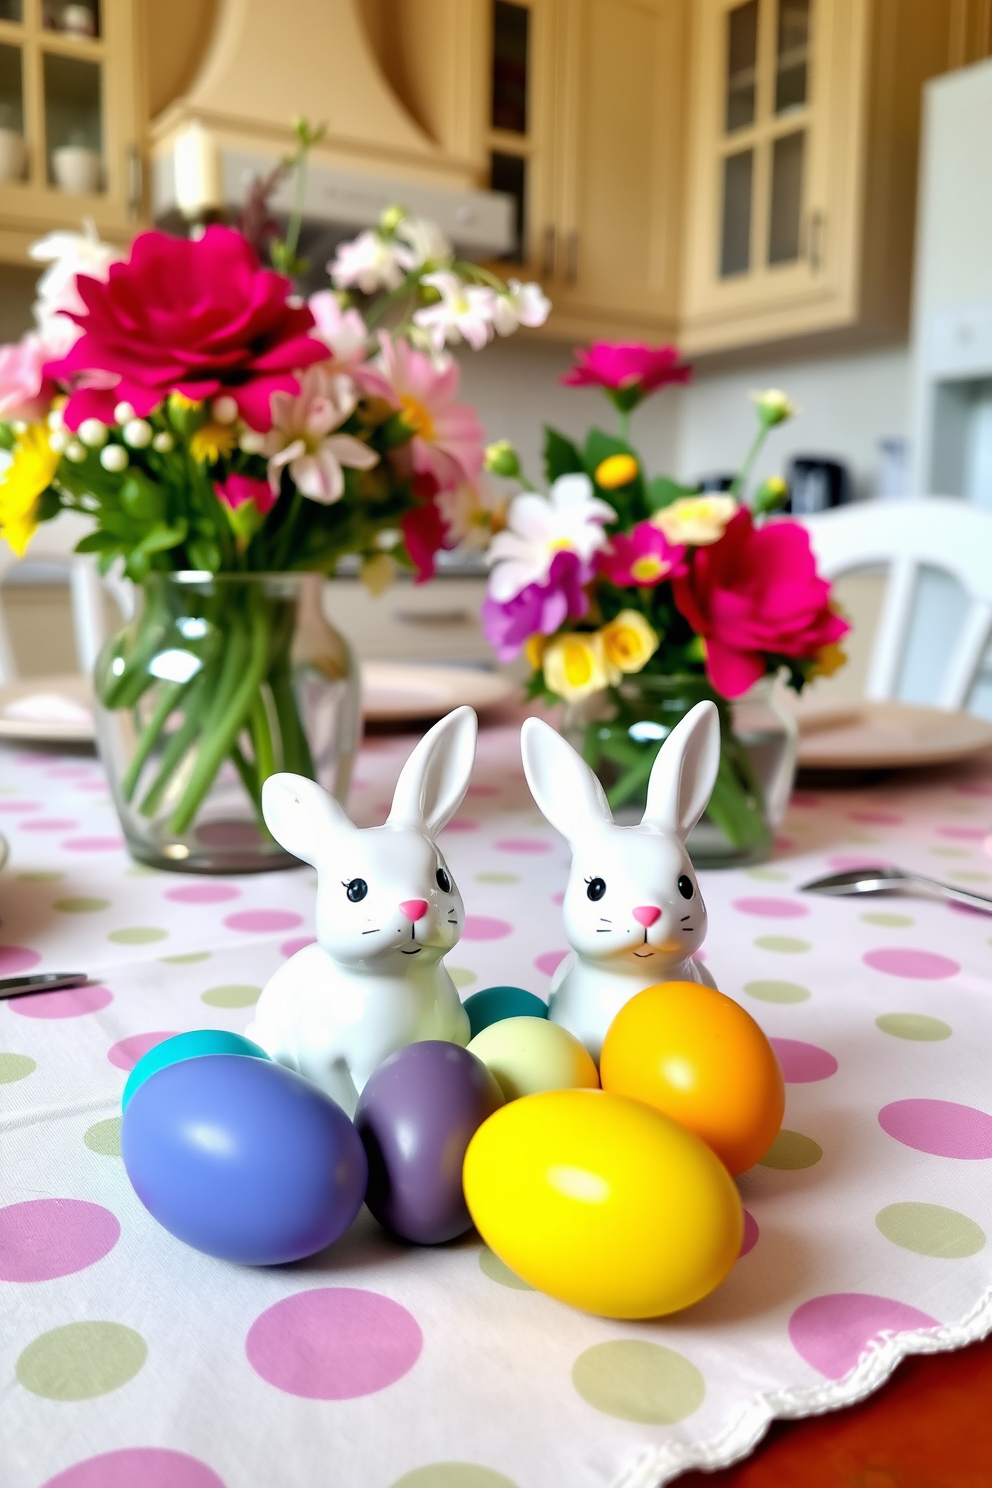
355 1040 504 1244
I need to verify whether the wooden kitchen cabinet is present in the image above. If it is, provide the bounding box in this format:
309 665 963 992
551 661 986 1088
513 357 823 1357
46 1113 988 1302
0 0 145 265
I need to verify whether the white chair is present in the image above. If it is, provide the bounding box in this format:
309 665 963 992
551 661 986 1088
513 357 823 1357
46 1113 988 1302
802 497 992 711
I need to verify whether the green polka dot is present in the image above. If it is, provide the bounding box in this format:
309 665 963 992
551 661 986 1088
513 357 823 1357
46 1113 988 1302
391 1467 519 1488
758 1129 822 1169
479 1248 534 1290
201 984 261 1009
951 870 991 883
84 1117 121 1156
449 967 477 988
17 1322 147 1400
54 897 110 914
860 911 915 927
572 1340 705 1425
126 865 162 876
743 978 810 1004
876 1202 985 1258
847 833 880 844
930 847 970 859
876 1012 951 1041
746 868 789 882
18 870 64 883
475 872 520 885
108 927 168 945
754 935 811 954
160 951 212 964
0 1053 36 1083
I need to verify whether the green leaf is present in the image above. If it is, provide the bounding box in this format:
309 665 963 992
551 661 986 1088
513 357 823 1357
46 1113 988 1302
543 426 584 484
74 531 119 554
646 474 698 512
134 520 188 558
186 538 221 571
120 473 165 523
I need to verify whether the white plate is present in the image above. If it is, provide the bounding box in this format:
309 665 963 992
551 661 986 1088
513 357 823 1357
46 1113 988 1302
0 664 516 742
792 698 992 770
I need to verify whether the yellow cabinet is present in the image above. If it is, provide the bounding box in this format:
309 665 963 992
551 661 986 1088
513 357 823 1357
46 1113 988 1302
0 0 145 263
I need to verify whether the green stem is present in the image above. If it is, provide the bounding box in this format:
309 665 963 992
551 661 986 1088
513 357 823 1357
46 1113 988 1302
230 740 259 810
121 675 193 803
270 664 313 777
730 420 772 501
250 690 277 783
617 408 630 442
137 671 212 818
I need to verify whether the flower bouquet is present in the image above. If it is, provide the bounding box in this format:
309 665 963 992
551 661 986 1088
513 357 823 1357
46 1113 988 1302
0 177 550 870
481 345 849 865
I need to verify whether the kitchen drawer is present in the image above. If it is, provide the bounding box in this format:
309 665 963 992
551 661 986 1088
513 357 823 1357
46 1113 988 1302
321 577 494 665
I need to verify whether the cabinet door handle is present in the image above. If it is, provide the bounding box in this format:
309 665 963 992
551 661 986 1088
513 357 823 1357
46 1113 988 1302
392 609 474 627
807 210 824 273
126 145 143 218
565 229 580 285
542 225 557 279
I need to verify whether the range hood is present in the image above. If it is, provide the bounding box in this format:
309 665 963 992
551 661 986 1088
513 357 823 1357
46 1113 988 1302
148 0 514 257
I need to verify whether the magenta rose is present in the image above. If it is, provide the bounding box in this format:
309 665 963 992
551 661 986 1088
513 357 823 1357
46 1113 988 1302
46 227 328 432
562 341 691 411
672 509 849 698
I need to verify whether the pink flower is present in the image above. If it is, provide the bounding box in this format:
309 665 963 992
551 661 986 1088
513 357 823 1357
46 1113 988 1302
214 473 277 517
307 291 368 372
562 341 691 411
481 551 592 662
265 365 378 504
0 334 57 421
672 510 850 698
358 333 484 491
45 227 328 431
597 521 687 587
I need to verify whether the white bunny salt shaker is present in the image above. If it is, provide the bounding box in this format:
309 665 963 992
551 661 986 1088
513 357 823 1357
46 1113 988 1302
246 706 476 1114
521 700 721 1062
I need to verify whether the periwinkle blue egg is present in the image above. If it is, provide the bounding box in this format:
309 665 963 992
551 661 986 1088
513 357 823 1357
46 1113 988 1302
462 986 549 1040
355 1040 504 1245
122 1054 367 1265
122 1028 270 1111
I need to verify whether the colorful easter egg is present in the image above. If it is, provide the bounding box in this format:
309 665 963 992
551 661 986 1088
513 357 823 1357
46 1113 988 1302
122 1028 269 1110
462 985 549 1039
467 1015 599 1100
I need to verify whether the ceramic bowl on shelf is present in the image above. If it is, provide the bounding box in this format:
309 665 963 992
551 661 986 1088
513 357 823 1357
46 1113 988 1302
60 3 97 35
52 145 102 194
0 129 27 183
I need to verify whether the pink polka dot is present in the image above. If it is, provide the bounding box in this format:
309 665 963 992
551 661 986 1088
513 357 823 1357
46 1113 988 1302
789 1293 939 1380
246 1288 422 1399
443 817 479 832
790 793 820 808
21 818 78 832
848 810 903 825
62 836 125 852
281 935 316 957
0 1198 120 1281
551 891 564 905
41 1449 225 1488
739 1210 759 1257
878 1099 992 1158
494 837 552 854
463 915 512 941
0 800 42 812
770 1037 838 1083
774 835 797 853
535 949 569 977
166 883 241 905
224 909 304 934
46 766 95 779
954 782 992 797
948 899 990 918
10 984 113 1020
695 949 707 963
467 784 499 797
863 947 959 980
15 751 50 763
732 897 808 919
107 1031 179 1071
936 824 988 840
74 780 110 793
827 855 895 872
0 945 41 975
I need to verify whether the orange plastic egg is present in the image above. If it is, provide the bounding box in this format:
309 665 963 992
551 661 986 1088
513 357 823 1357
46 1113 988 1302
599 981 785 1174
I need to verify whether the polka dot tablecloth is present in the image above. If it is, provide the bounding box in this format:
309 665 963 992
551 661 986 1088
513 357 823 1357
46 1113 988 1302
2 733 992 1488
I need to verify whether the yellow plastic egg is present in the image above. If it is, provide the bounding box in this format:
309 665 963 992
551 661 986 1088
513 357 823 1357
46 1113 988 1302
467 1015 599 1100
463 1088 743 1318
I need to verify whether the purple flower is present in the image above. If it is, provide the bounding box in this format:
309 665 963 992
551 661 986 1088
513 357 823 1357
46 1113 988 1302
481 550 591 662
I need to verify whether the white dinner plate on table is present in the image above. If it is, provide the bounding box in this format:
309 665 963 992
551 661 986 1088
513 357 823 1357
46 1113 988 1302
0 664 516 742
791 698 992 770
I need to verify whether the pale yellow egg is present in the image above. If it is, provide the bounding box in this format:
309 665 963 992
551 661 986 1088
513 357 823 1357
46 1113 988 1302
467 1015 599 1101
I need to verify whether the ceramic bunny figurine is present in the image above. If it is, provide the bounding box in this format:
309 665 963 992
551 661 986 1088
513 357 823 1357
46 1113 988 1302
521 700 721 1061
247 706 476 1114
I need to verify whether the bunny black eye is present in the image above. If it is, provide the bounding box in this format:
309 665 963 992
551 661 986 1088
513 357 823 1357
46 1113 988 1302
344 878 368 903
677 874 695 900
586 877 606 902
436 867 451 893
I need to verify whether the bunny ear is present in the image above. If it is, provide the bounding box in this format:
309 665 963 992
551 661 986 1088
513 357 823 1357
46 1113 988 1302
520 717 613 842
387 705 478 837
641 699 721 839
262 772 355 866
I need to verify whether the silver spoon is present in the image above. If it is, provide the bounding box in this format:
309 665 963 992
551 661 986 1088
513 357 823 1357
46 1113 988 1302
801 866 992 916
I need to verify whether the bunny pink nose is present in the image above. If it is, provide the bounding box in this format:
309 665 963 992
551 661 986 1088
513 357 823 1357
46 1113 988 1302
633 905 661 927
399 899 429 922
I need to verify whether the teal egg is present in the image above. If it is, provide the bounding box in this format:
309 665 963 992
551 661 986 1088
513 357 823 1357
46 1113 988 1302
122 1030 270 1111
462 986 549 1040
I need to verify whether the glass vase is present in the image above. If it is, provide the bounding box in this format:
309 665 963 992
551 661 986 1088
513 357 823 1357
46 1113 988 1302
563 672 798 868
94 572 361 873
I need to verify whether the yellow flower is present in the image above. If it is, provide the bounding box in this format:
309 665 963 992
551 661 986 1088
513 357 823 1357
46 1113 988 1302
595 453 638 489
0 423 59 556
525 633 548 670
599 610 659 676
169 391 202 413
651 494 738 546
808 642 847 679
751 388 799 427
190 422 238 464
360 553 397 596
542 631 610 701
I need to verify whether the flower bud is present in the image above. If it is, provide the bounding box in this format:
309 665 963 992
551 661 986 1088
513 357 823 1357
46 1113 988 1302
113 401 135 425
595 453 639 490
484 439 522 479
99 444 129 472
123 419 153 448
211 394 239 425
47 407 64 432
49 428 69 453
379 203 406 235
78 418 109 449
64 440 87 463
152 431 174 453
239 429 266 454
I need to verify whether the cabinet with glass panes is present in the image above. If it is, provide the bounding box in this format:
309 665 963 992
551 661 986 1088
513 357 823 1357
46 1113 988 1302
679 0 954 354
0 0 143 263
